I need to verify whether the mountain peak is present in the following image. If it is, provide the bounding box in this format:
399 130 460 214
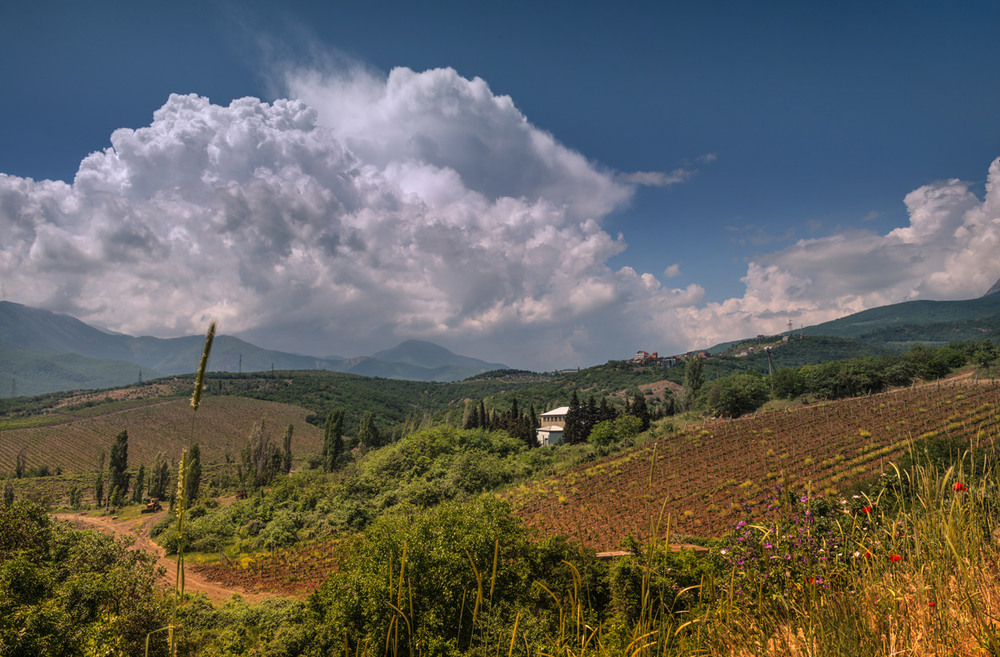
370 339 506 372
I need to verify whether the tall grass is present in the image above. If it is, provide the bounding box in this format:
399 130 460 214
340 443 1000 656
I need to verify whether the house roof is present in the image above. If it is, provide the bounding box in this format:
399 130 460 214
537 425 564 432
541 406 569 416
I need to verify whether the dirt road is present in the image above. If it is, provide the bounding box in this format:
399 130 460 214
51 511 271 604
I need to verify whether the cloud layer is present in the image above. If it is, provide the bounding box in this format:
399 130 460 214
1 65 998 368
671 160 1000 347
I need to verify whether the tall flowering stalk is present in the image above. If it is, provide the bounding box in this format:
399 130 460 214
190 320 216 414
163 320 214 656
168 449 189 655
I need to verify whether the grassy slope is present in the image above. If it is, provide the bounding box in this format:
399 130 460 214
801 294 1000 339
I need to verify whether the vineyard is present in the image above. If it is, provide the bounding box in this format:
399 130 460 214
0 395 323 474
192 539 345 598
509 379 1000 549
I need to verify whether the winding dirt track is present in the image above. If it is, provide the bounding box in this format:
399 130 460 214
51 511 272 604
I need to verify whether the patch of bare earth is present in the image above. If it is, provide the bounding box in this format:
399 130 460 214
51 511 273 604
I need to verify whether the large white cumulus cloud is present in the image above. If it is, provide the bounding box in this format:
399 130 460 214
668 158 1000 348
0 67 681 367
3 63 998 367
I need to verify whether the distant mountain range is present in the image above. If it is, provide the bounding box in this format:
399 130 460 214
0 301 508 396
4 280 1000 398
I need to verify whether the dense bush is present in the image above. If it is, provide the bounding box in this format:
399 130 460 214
0 502 169 656
706 370 771 417
308 497 607 655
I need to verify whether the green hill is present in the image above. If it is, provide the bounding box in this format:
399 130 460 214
800 294 1000 340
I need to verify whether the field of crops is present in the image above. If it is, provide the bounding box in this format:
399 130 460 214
509 380 1000 549
0 395 323 474
193 539 344 598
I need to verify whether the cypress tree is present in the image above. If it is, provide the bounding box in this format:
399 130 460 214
684 357 705 408
358 411 380 449
108 430 130 506
132 464 146 503
185 443 202 503
323 410 345 471
564 391 583 444
631 392 651 431
282 423 294 474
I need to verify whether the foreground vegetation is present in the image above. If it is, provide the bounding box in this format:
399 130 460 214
5 441 1000 655
2 335 1000 654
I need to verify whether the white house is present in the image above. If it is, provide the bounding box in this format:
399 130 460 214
536 406 569 446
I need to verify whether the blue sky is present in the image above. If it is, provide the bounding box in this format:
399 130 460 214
1 1 998 369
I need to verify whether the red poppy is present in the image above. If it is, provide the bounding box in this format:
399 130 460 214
861 506 872 514
889 554 902 562
928 600 937 607
864 551 872 559
954 482 968 492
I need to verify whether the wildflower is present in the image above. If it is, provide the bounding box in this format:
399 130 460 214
954 482 968 492
861 506 872 514
864 551 872 559
889 554 903 563
928 600 937 608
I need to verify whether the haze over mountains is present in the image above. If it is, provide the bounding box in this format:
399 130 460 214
3 280 1000 398
0 301 507 396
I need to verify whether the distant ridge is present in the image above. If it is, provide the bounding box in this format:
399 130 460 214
985 278 1000 297
0 302 510 396
799 294 1000 340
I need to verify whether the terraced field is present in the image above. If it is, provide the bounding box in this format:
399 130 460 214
0 395 323 474
509 380 1000 549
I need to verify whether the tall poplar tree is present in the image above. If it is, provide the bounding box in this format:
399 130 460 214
108 430 129 506
322 409 345 472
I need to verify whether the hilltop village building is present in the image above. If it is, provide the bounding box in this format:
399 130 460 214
536 406 569 446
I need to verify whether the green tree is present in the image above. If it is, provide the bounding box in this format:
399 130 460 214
322 409 345 472
0 501 169 655
94 472 104 508
461 401 479 429
148 454 170 501
240 418 282 491
630 391 651 431
357 411 381 450
131 464 146 503
590 414 643 447
563 390 584 444
185 443 202 503
683 356 705 408
2 481 12 506
108 429 129 506
309 497 600 654
974 340 997 368
707 371 771 418
282 423 294 474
